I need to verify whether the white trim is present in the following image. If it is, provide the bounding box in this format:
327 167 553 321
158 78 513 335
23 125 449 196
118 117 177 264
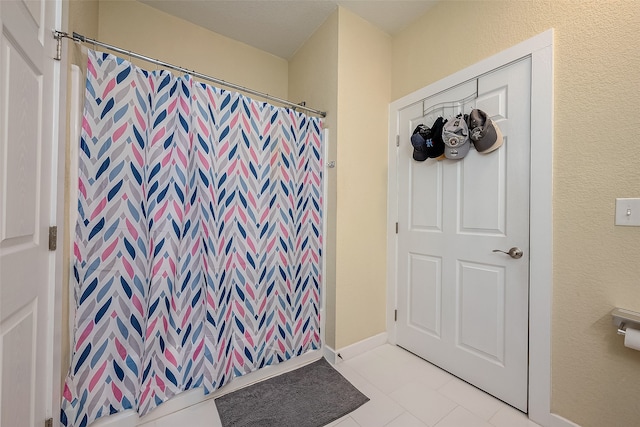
51 0 67 421
386 29 571 427
68 64 82 357
550 415 582 427
528 38 556 427
386 104 400 345
321 128 329 359
326 332 388 365
333 332 388 362
323 344 338 365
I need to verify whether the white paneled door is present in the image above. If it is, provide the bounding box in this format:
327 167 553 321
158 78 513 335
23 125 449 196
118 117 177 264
396 57 531 411
0 0 61 426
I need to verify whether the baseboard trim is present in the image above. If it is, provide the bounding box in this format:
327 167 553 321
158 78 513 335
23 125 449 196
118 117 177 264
549 413 582 427
333 332 388 363
323 345 338 364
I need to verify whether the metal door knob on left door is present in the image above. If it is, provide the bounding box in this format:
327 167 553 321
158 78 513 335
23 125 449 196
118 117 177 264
492 247 523 259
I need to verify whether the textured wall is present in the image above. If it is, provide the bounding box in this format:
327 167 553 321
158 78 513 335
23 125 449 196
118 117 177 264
289 7 391 350
335 8 391 348
393 1 640 426
288 11 339 348
67 0 99 41
98 0 288 99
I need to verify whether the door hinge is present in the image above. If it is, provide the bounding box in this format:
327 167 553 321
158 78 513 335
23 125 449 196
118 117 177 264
45 418 53 427
48 226 57 251
396 135 400 147
395 222 398 234
394 309 398 321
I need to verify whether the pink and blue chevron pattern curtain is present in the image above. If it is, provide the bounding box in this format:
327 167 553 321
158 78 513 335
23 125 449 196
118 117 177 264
61 50 323 427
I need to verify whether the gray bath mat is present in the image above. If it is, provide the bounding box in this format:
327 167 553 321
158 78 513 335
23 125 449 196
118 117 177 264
214 358 369 427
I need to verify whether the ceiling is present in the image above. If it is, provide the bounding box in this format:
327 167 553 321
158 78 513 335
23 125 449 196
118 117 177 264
140 0 438 59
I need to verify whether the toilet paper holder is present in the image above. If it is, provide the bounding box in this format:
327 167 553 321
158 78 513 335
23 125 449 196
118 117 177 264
611 308 640 336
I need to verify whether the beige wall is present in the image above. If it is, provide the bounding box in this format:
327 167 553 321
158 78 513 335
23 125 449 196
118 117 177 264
334 8 391 348
68 0 99 41
290 7 391 350
289 10 340 348
392 1 640 426
98 0 288 99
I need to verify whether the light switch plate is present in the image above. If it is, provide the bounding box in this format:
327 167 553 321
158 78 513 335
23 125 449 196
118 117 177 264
615 198 640 226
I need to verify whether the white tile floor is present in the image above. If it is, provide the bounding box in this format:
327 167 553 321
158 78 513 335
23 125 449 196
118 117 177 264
146 344 541 427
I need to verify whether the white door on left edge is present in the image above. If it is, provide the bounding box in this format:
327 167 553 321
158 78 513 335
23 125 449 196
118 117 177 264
395 57 531 411
0 0 60 426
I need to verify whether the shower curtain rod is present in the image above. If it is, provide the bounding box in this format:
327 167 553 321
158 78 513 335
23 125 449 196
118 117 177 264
53 30 327 118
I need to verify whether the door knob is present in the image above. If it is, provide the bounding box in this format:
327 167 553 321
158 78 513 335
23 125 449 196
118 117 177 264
492 247 523 259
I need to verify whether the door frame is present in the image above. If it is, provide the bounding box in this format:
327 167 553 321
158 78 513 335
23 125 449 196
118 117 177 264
52 0 67 420
386 29 568 427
